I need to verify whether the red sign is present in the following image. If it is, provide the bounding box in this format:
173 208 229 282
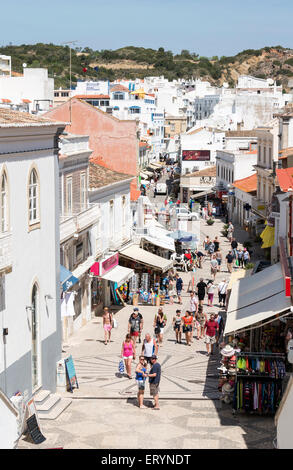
182 150 210 161
101 253 119 275
285 276 291 298
90 262 100 276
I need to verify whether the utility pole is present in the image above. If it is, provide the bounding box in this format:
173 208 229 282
61 40 77 125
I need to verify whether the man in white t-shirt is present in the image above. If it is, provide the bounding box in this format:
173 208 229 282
218 279 228 308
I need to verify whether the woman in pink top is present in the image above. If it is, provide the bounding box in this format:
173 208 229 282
121 333 136 379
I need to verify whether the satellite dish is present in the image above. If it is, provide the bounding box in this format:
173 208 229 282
267 78 274 85
223 82 229 88
23 63 27 68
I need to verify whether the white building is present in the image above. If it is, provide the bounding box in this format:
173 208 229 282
88 163 134 310
181 127 225 175
0 108 66 398
0 55 11 77
59 134 102 338
0 67 54 113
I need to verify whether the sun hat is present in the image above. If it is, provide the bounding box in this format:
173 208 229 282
220 344 235 357
222 382 235 393
151 355 157 360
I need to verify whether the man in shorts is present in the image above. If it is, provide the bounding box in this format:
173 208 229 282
148 355 161 410
204 313 219 356
141 333 158 364
128 308 144 348
175 274 183 304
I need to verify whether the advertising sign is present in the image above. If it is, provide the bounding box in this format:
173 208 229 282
101 253 119 276
182 150 210 161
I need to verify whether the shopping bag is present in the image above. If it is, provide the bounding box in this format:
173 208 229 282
112 318 118 328
118 360 124 374
235 259 239 266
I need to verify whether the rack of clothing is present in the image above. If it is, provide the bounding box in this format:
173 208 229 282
233 352 286 415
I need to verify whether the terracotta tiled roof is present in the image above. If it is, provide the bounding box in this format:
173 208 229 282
232 173 257 193
74 94 110 100
22 99 31 103
225 130 258 137
1 99 11 103
0 108 66 127
187 166 216 177
89 162 133 189
278 147 293 160
110 84 129 93
276 167 293 192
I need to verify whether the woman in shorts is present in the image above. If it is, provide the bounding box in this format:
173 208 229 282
207 280 216 307
135 356 148 409
197 305 207 339
172 309 182 343
153 308 167 346
121 333 135 379
182 310 193 346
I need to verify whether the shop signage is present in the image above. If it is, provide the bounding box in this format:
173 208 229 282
65 355 79 393
182 150 210 161
101 253 119 276
257 205 265 210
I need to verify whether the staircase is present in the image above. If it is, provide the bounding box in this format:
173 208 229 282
34 389 72 420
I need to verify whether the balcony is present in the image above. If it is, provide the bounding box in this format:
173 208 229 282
60 203 101 243
0 232 12 273
251 198 268 218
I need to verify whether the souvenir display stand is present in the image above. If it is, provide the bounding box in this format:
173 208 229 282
232 352 286 415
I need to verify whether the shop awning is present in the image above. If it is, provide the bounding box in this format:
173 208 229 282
260 225 275 248
60 265 79 292
191 189 215 199
224 263 291 335
148 163 160 170
119 244 173 272
227 268 253 290
72 256 95 279
140 172 149 179
100 265 134 287
141 233 175 252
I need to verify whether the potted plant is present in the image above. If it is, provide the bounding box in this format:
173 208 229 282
206 218 214 225
244 262 254 270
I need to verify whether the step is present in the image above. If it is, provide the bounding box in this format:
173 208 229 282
35 393 61 413
38 398 72 420
33 389 51 405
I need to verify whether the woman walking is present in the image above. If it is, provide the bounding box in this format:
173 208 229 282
135 356 148 409
182 310 193 346
154 308 167 346
216 249 222 272
103 307 113 345
207 280 216 307
168 277 175 305
172 309 182 344
210 254 218 281
121 333 136 379
197 305 207 339
203 236 211 256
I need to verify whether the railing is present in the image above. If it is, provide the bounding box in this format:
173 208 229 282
60 203 101 243
0 232 12 272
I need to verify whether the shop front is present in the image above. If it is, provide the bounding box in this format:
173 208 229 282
90 252 134 312
119 244 174 306
218 263 292 414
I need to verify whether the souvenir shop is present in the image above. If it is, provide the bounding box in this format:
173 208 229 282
218 262 293 415
118 244 174 306
89 252 134 311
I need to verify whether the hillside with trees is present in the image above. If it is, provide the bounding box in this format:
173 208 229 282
1 43 293 89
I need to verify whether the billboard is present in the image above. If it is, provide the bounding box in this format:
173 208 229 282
182 150 210 161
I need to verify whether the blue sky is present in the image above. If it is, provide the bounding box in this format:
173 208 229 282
1 0 292 56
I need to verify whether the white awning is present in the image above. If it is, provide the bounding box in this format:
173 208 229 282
142 235 175 252
224 263 291 335
72 256 95 279
119 244 173 272
100 265 134 287
191 189 215 199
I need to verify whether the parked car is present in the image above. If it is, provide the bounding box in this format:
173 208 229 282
171 206 199 221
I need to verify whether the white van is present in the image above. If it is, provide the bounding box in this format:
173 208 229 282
156 183 167 195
